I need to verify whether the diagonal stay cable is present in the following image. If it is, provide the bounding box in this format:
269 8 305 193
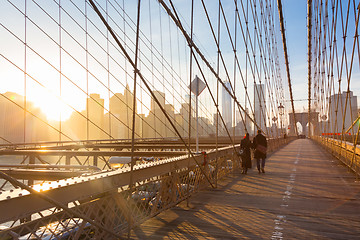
90 0 212 136
340 1 359 137
157 0 262 133
128 1 142 236
167 0 242 155
88 0 215 189
277 0 298 136
236 0 274 127
197 0 248 136
232 0 279 133
219 0 271 135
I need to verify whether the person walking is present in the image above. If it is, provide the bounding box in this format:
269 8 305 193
240 133 252 174
253 130 267 173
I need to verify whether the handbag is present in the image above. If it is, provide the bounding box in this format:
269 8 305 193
256 144 267 154
238 148 245 157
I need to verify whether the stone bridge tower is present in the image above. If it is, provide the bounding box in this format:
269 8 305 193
288 112 319 136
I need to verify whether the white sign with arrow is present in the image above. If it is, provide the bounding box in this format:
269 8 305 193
188 75 206 153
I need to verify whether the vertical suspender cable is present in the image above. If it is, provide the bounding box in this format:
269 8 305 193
128 0 142 237
85 2 89 141
88 0 215 189
59 0 62 141
24 0 27 145
188 0 194 152
341 2 360 162
106 0 111 138
308 0 312 137
186 0 195 205
215 0 221 188
159 0 262 133
233 1 237 143
245 0 249 134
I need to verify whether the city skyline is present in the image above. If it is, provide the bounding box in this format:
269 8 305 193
0 87 219 143
0 0 306 130
3 84 358 142
0 83 291 143
1 0 358 143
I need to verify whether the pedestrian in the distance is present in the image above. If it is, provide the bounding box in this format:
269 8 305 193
240 133 252 174
253 130 267 173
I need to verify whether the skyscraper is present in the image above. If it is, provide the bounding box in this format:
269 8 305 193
236 108 251 136
87 93 104 140
222 81 232 129
328 91 358 133
151 91 165 111
109 84 137 139
254 83 266 133
149 91 166 138
0 92 49 143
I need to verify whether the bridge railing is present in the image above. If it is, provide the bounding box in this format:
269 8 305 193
312 136 360 176
0 137 292 239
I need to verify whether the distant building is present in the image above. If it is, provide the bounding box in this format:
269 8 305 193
0 92 49 143
236 108 251 136
87 93 104 140
151 91 165 111
213 112 227 136
254 83 266 133
328 91 358 133
65 110 87 140
178 102 193 138
165 104 176 137
109 84 138 139
222 81 232 129
148 91 166 138
185 94 196 118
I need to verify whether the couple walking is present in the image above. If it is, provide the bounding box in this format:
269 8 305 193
240 130 267 174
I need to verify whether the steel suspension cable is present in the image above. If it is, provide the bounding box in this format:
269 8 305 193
277 0 299 136
158 0 262 133
88 0 216 188
308 0 313 136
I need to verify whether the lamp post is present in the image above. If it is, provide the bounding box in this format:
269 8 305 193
278 104 285 136
272 116 278 137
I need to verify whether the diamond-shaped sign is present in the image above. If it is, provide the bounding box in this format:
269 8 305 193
189 75 206 96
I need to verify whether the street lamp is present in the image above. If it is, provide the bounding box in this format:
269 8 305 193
278 104 285 135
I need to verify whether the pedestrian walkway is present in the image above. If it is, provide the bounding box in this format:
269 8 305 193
131 139 360 239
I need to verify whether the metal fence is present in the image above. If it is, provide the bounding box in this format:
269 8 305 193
0 137 292 239
312 136 360 177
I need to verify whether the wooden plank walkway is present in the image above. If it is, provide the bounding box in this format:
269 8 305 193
131 139 360 239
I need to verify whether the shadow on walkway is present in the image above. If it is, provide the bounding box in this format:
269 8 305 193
131 139 360 239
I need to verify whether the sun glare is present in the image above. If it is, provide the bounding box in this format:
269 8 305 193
39 99 73 121
32 93 74 121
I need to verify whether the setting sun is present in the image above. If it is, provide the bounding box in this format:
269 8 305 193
36 98 72 121
30 90 78 122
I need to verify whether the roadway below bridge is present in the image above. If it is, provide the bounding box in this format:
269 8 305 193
131 139 360 239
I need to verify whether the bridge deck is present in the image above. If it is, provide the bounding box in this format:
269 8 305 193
131 139 360 239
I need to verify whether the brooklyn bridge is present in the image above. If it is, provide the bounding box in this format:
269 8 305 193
0 0 359 239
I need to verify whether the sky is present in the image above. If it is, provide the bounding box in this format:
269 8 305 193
165 0 325 115
0 0 358 126
280 0 360 114
279 0 309 111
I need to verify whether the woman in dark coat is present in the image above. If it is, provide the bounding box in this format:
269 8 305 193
240 133 252 174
